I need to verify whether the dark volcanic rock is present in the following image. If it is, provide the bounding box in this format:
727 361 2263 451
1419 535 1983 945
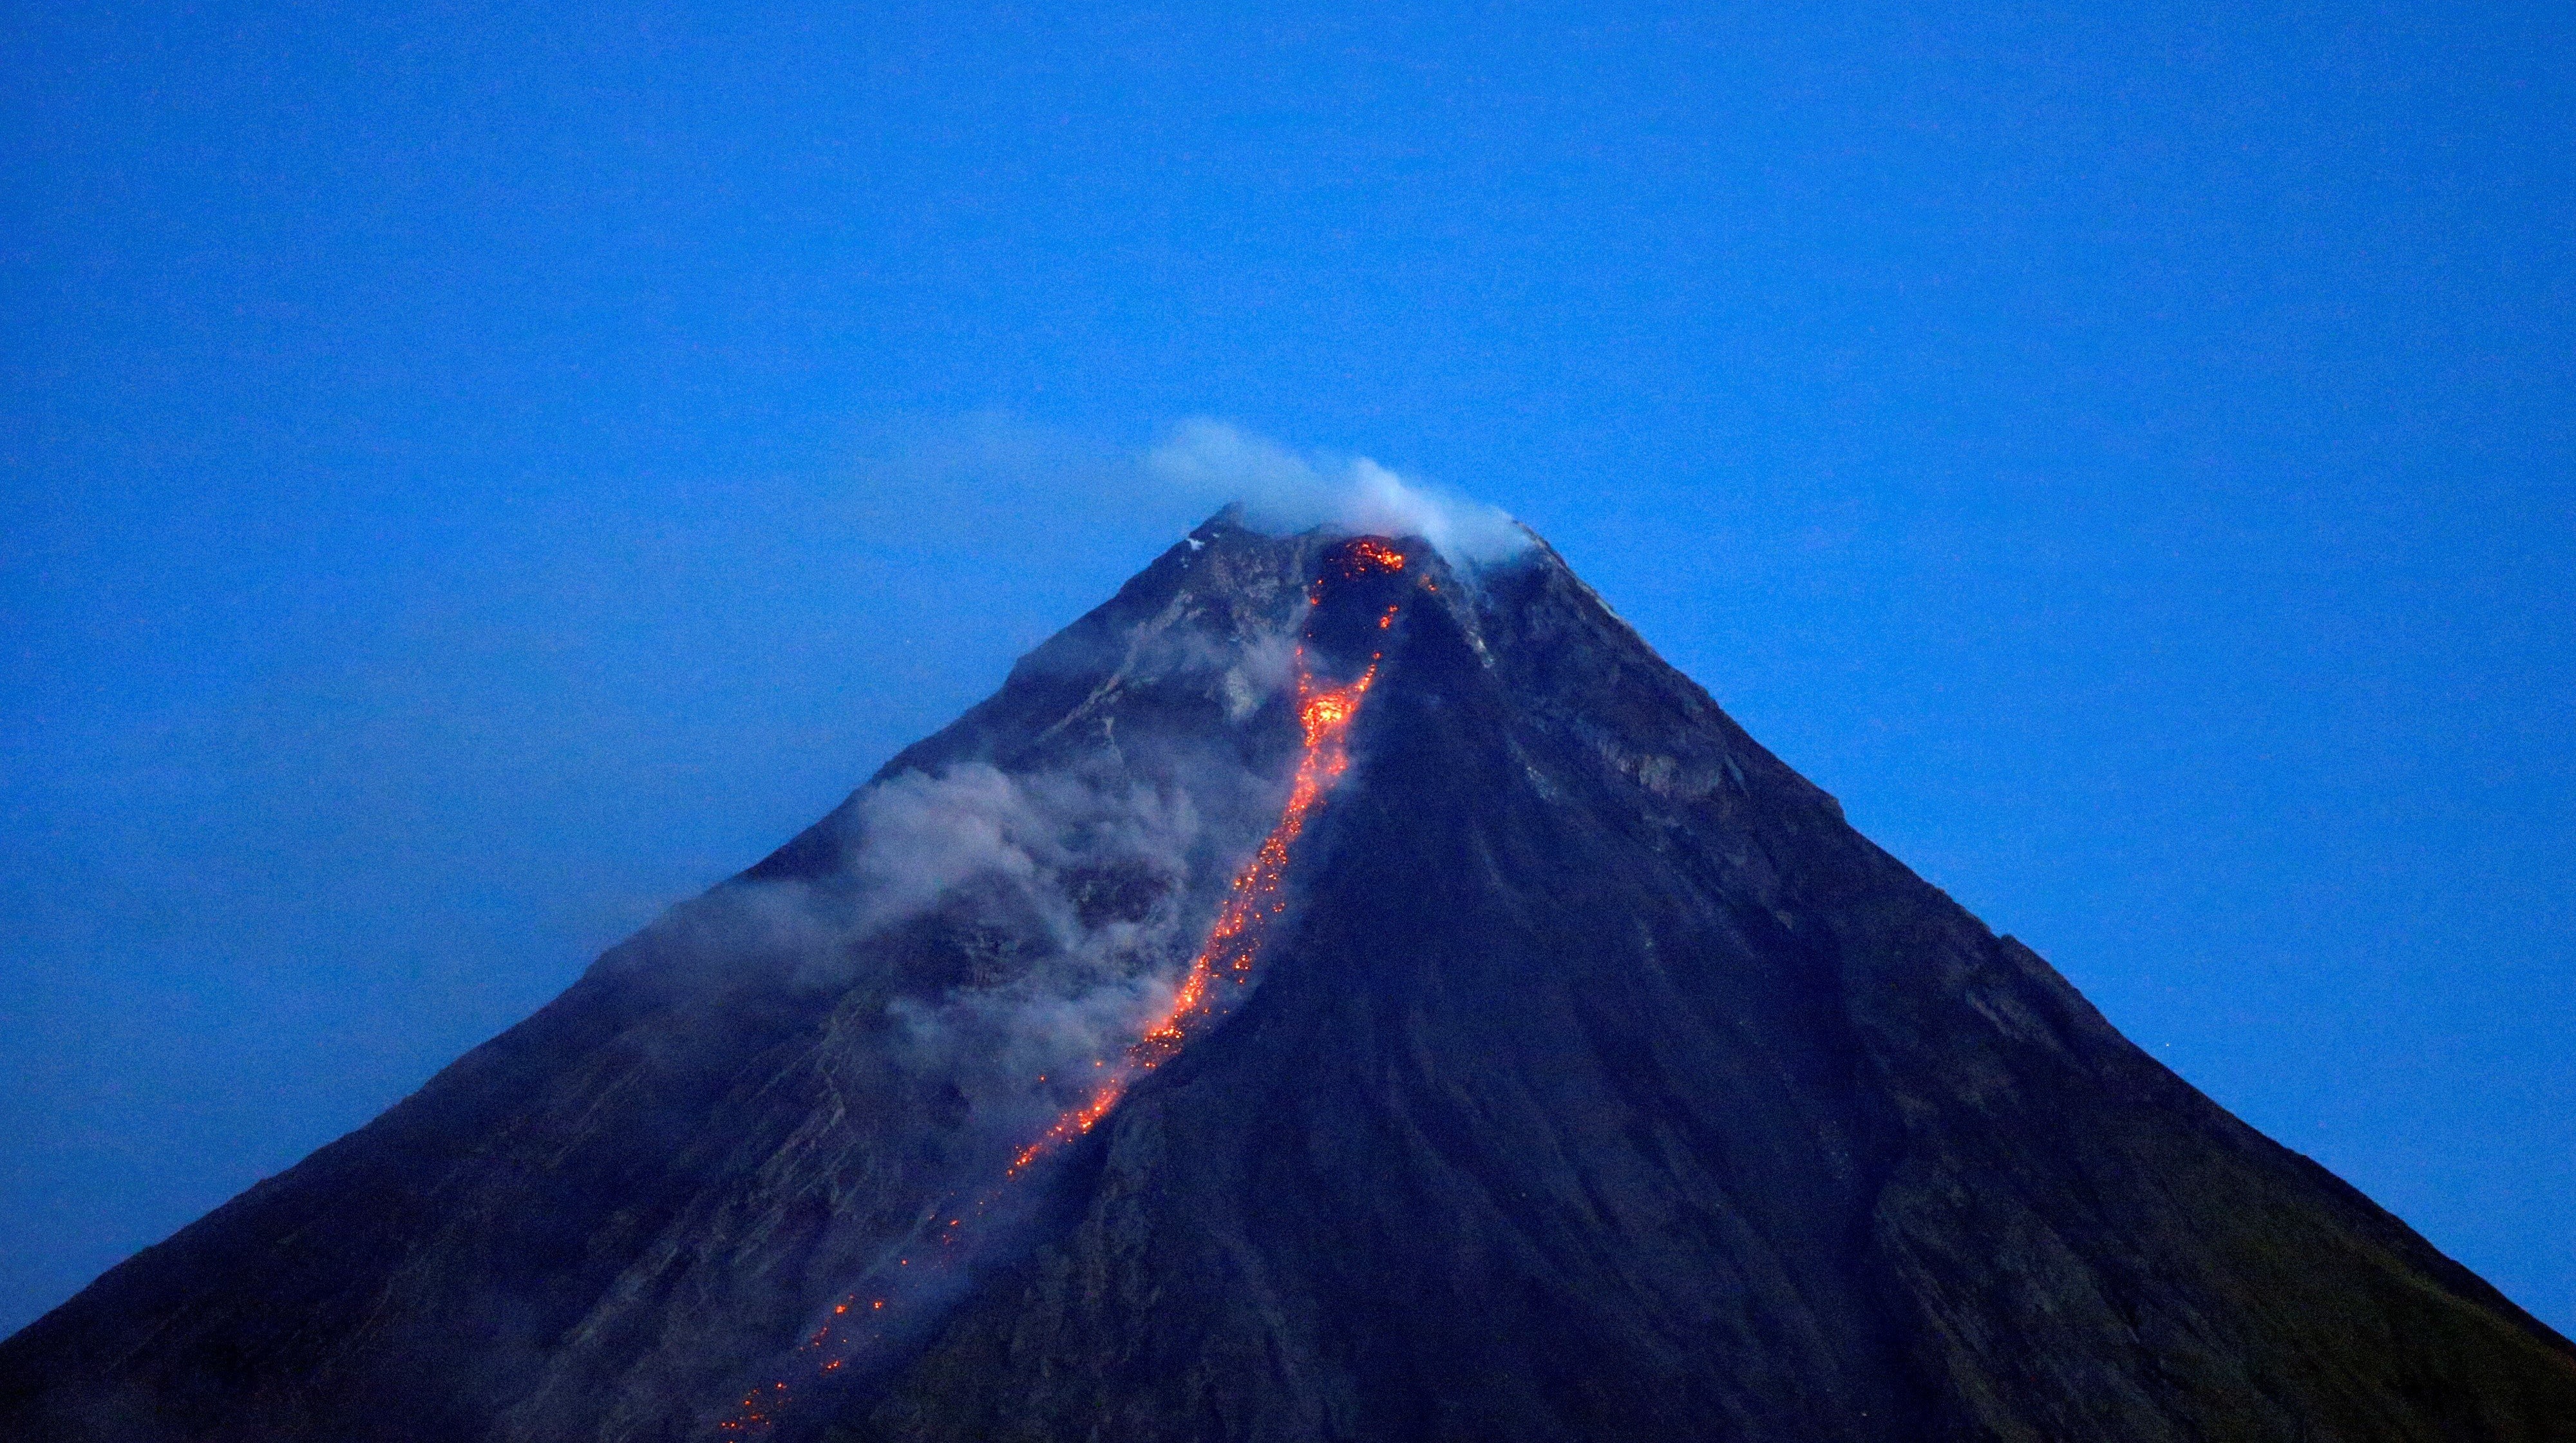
5 514 2571 1442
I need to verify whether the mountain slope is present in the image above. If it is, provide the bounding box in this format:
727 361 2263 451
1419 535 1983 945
849 533 2576 1443
3 515 2570 1443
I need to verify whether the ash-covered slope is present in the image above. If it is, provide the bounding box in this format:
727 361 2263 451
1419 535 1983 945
0 516 1352 1441
852 538 2576 1443
5 515 2572 1443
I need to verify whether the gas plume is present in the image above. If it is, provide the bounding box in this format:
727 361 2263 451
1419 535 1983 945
1148 419 1528 566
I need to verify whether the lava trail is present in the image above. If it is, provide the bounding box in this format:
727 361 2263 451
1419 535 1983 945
715 537 1410 1438
1010 643 1379 1168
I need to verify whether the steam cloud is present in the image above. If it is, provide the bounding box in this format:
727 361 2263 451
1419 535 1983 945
1147 418 1530 565
849 763 1206 1112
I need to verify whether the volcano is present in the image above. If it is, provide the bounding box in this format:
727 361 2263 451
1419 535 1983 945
6 513 2571 1442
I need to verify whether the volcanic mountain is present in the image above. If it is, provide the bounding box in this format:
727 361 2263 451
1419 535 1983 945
6 514 2572 1442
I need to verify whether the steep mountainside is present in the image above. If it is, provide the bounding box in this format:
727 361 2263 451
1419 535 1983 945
5 513 2571 1443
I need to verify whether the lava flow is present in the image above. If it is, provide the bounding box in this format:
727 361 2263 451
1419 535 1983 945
715 537 1408 1437
1010 535 1406 1171
1007 654 1378 1171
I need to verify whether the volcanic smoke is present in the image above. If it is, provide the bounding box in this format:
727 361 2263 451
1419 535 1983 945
715 537 1410 1438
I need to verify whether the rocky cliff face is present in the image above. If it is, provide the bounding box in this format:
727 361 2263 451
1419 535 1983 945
5 515 2571 1442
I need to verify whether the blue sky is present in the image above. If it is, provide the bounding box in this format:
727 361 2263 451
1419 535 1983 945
4 1 2570 1337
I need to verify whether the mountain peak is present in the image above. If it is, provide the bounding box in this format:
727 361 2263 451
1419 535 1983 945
5 519 2570 1442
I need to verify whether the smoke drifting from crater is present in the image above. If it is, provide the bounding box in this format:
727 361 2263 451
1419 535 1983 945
1148 418 1529 566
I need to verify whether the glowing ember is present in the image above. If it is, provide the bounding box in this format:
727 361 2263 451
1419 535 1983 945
1339 538 1406 575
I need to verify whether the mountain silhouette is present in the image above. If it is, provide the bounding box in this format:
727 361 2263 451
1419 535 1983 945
6 513 2571 1442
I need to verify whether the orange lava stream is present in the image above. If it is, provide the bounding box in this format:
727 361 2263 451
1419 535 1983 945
719 541 1405 1437
1007 650 1378 1174
1004 544 1405 1178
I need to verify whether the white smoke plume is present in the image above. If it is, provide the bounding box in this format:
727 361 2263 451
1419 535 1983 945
833 762 1211 1091
610 757 1226 1095
1146 418 1530 566
846 764 1204 1099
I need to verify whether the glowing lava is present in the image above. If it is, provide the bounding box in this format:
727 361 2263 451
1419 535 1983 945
1340 537 1406 575
1010 540 1404 1173
1007 656 1378 1174
715 538 1407 1437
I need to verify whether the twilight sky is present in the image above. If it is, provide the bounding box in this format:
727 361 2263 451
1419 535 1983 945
4 2 2571 1337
